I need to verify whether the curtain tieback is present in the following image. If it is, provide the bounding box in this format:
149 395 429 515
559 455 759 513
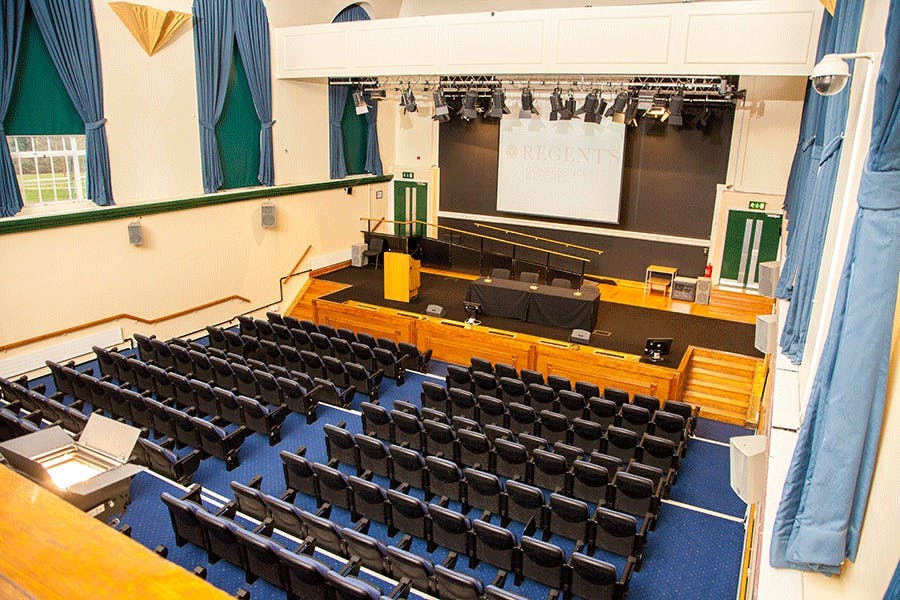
262 120 275 130
86 118 107 130
819 133 845 165
800 136 817 152
199 120 217 131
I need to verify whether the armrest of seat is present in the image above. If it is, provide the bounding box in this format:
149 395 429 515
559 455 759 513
181 483 203 504
247 474 263 489
620 555 638 595
31 383 46 395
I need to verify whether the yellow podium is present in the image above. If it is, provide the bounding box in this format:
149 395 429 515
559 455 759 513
384 252 420 303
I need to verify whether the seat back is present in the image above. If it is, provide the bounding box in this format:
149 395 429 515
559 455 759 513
340 527 388 574
322 355 348 387
574 381 600 401
556 390 587 421
280 451 318 499
531 448 569 493
494 438 529 483
527 383 556 412
434 564 483 600
389 444 427 489
429 503 472 556
477 394 508 428
386 488 428 539
498 377 529 405
473 371 499 398
571 418 604 453
310 462 352 510
569 553 619 600
505 480 545 529
472 519 517 572
354 433 391 479
507 402 538 436
445 364 474 393
390 409 424 451
619 403 652 437
360 401 392 440
538 410 571 445
651 410 687 446
603 387 629 408
548 493 592 545
611 471 658 518
547 374 571 394
594 506 640 558
331 337 355 364
386 545 435 594
457 428 492 471
420 381 449 414
348 475 389 526
324 424 358 467
425 455 464 501
350 342 377 372
587 397 618 430
604 426 640 462
464 467 503 515
571 460 610 506
639 433 678 472
300 510 345 555
520 535 567 589
423 419 457 462
279 548 330 600
633 393 660 414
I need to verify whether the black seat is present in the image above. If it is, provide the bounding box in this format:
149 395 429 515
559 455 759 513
393 399 421 418
281 450 319 500
477 394 508 428
317 324 337 340
434 564 483 600
457 428 492 471
360 401 392 440
662 400 699 434
300 510 345 556
471 519 517 572
310 376 354 408
574 381 600 401
651 410 688 448
137 438 200 485
322 356 349 387
336 327 357 343
206 326 228 350
449 388 478 421
278 547 330 600
626 462 668 497
133 333 157 363
372 347 405 384
350 342 378 372
518 432 549 455
603 388 629 408
237 315 256 337
531 448 569 494
326 571 383 600
423 419 458 461
354 433 391 479
587 397 618 430
196 419 247 470
604 426 640 462
279 376 318 424
493 363 518 381
519 369 544 386
346 362 383 399
569 552 625 600
280 344 305 373
389 444 427 490
398 342 432 372
498 377 529 405
547 375 571 395
610 472 660 526
593 506 644 564
493 438 530 483
538 410 570 446
356 331 377 349
289 328 314 353
253 369 284 407
324 423 359 467
571 460 610 506
547 493 593 551
445 364 474 393
464 467 504 518
557 390 587 421
309 332 333 357
504 480 545 532
527 383 556 413
386 545 436 594
331 337 355 364
589 452 624 479
425 455 464 502
571 418 604 453
348 475 390 526
472 371 499 399
519 271 539 284
311 462 353 511
489 268 510 280
299 350 326 380
507 402 539 437
520 535 567 590
160 492 207 550
639 433 680 476
484 586 530 600
127 357 155 394
340 526 389 574
554 442 584 469
263 494 307 539
363 237 385 269
428 503 472 556
237 394 290 445
234 527 284 587
633 393 660 414
386 488 428 539
272 323 295 347
212 386 245 425
391 409 424 451
195 510 243 567
150 338 176 369
420 381 449 414
618 403 652 437
220 330 245 357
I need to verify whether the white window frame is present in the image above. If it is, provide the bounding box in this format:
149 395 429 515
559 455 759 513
7 135 87 207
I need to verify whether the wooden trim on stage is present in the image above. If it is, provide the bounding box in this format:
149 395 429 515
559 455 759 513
0 466 231 600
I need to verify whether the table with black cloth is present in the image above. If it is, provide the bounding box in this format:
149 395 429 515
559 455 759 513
466 277 600 330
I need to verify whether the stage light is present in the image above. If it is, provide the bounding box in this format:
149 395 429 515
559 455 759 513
607 92 627 121
576 90 600 122
560 92 576 120
353 88 369 115
432 87 450 122
668 91 684 126
485 88 510 119
594 97 608 122
460 90 479 121
697 106 712 129
645 95 669 121
549 87 563 121
400 86 417 113
519 87 539 119
623 95 639 127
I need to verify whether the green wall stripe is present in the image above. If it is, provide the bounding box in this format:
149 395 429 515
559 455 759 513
0 175 393 235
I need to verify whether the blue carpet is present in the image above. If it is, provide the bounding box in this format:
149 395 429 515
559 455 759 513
694 417 755 443
669 439 747 518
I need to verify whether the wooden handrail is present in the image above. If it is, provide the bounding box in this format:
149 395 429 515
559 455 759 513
0 295 251 353
283 245 313 284
474 222 604 255
370 217 387 233
360 217 590 263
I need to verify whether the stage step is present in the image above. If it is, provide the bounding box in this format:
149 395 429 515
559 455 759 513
290 279 349 321
680 347 765 426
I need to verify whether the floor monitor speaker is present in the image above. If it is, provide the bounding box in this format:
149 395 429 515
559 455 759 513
570 329 591 345
695 276 711 305
426 304 447 318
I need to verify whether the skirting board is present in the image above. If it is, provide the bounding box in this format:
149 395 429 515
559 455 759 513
0 327 123 379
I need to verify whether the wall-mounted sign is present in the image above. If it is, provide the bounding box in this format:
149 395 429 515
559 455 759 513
749 201 767 210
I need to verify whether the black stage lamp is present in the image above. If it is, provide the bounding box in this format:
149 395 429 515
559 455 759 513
485 88 510 119
460 90 479 121
519 87 539 119
401 86 417 113
549 87 563 121
353 88 369 115
623 95 639 127
560 92 576 120
606 92 627 119
432 88 450 122
668 91 684 126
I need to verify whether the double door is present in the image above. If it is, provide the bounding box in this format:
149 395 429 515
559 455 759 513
720 210 782 289
393 180 427 237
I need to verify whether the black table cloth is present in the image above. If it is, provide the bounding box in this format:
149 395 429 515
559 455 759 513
466 278 600 330
467 277 532 320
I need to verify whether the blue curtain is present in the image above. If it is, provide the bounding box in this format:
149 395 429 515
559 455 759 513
234 0 274 187
30 0 113 206
193 0 234 194
775 1 864 363
0 2 25 217
364 91 383 175
771 0 899 574
329 4 370 179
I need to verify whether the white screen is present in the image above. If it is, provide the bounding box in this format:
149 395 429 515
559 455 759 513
496 118 626 223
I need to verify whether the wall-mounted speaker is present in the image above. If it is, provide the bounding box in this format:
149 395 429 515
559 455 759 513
426 304 446 317
128 221 142 246
730 434 767 504
261 203 277 228
695 276 711 305
569 329 591 345
755 314 777 354
757 261 780 298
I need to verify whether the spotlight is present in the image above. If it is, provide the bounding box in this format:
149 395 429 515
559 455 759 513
369 87 386 100
697 106 712 129
353 88 369 115
645 95 669 121
623 95 639 127
594 98 608 122
432 88 450 122
606 92 627 120
668 92 684 126
400 86 417 114
460 90 479 121
560 92 576 120
519 87 539 119
576 90 599 122
485 88 510 119
549 87 563 121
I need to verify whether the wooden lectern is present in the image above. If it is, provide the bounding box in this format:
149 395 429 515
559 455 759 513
384 251 420 302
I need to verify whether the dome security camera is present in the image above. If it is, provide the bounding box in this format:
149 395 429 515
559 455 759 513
810 54 851 96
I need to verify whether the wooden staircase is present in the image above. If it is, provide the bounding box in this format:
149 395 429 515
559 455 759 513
680 347 767 426
289 278 348 322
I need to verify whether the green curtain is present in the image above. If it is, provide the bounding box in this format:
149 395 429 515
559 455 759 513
341 89 368 176
3 4 80 135
216 41 260 190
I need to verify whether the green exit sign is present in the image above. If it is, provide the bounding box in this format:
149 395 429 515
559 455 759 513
749 201 767 210
402 171 414 179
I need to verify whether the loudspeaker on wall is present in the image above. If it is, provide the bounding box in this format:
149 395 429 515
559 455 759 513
128 221 142 246
261 203 277 228
730 434 767 504
426 304 447 317
695 276 711 305
757 261 780 298
755 314 777 354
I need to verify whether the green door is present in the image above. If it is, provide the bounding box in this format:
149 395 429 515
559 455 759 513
720 210 783 288
393 180 428 236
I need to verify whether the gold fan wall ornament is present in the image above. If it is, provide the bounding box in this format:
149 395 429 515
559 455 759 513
109 2 192 56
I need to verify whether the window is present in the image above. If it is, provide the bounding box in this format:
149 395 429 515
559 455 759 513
7 135 87 204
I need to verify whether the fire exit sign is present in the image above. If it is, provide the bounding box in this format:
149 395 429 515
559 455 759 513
749 201 767 210
402 171 414 179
